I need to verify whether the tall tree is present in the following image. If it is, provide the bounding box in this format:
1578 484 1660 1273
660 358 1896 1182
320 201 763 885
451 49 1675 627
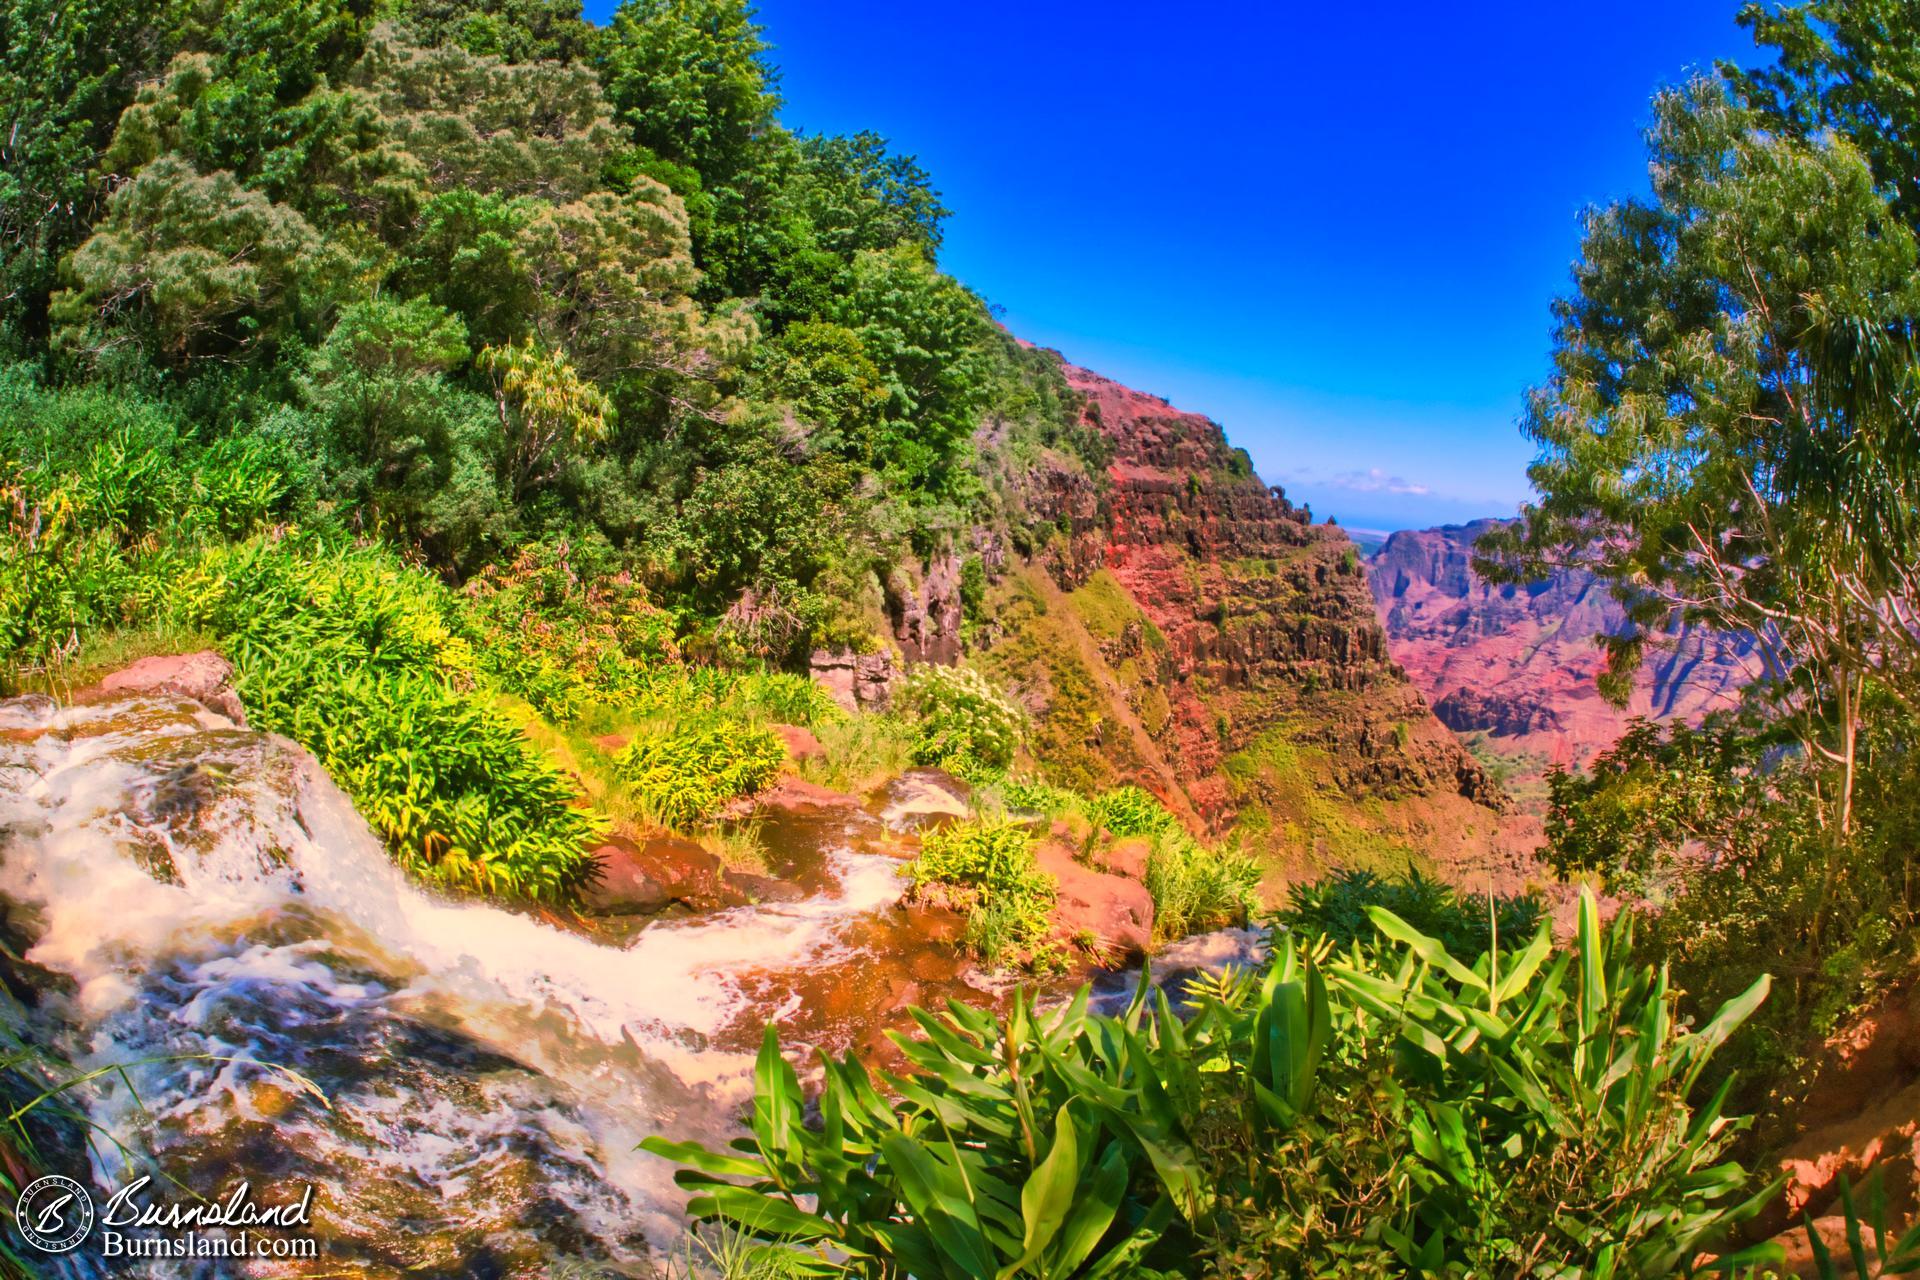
1478 80 1920 855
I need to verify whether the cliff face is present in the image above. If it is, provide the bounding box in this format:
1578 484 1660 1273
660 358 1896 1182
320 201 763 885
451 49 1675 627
1368 519 1759 770
972 359 1515 885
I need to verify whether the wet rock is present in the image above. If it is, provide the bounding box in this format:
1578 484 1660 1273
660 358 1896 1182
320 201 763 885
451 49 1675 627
99 651 247 725
755 776 861 812
726 872 806 905
581 835 748 915
877 769 971 830
1035 840 1154 960
771 723 824 762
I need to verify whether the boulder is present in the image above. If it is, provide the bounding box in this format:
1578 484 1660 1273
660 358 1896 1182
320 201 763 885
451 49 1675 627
878 769 971 830
771 723 825 762
1096 836 1153 880
581 835 748 916
100 651 247 725
593 733 630 755
1035 840 1154 961
755 776 861 812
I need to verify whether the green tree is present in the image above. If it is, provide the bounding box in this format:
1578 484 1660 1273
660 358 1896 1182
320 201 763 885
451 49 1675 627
51 155 365 362
0 0 192 349
594 0 776 184
1478 80 1920 851
1728 1 1920 229
823 243 994 497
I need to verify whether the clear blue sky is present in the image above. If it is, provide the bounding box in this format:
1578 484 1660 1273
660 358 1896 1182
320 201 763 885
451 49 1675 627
590 2 1758 531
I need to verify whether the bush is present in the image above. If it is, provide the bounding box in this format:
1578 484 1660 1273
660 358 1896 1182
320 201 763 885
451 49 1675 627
896 663 1023 774
615 719 788 829
163 537 604 899
645 892 1780 1278
909 818 1057 968
1277 866 1543 959
998 777 1081 818
1142 832 1261 942
1087 784 1176 837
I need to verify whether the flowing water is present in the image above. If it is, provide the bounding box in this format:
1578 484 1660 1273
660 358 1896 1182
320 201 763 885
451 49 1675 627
0 692 1263 1278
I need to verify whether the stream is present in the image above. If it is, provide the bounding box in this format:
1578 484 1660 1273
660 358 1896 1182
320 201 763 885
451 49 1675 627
0 691 1261 1278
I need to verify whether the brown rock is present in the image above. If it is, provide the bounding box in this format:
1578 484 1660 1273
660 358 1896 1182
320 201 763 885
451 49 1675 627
771 723 825 762
99 651 247 725
1035 840 1154 961
581 835 746 915
593 733 630 755
755 776 861 811
1098 836 1153 880
810 647 897 713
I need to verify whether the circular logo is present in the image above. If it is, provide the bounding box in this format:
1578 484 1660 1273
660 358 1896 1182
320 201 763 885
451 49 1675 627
14 1175 93 1254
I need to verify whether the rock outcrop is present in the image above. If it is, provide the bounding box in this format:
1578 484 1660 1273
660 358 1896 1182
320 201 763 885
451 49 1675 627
1368 520 1759 770
95 651 248 725
971 358 1512 883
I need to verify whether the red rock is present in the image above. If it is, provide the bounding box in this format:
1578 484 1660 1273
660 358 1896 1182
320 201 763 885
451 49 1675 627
1097 836 1152 880
99 651 247 725
1368 519 1759 776
755 776 860 811
592 733 630 754
1035 839 1154 961
581 835 746 915
771 723 825 762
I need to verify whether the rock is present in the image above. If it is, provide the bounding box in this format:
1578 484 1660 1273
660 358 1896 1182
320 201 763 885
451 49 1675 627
1035 839 1154 961
887 550 964 665
726 872 807 905
581 835 747 916
99 651 247 725
755 776 861 811
1096 836 1153 880
810 647 897 713
878 769 971 830
593 733 630 755
771 723 824 762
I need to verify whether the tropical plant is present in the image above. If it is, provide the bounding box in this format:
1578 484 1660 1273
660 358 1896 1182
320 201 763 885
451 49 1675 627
614 719 787 830
1087 784 1176 838
908 818 1058 969
1277 865 1544 960
644 891 1780 1278
897 663 1023 775
1141 831 1260 942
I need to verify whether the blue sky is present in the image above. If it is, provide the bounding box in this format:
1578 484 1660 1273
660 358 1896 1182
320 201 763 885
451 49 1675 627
590 2 1756 531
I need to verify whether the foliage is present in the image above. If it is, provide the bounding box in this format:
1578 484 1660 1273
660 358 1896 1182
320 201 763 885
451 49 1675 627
1476 75 1920 844
897 663 1023 775
1544 712 1920 1109
1141 831 1260 942
1087 784 1176 838
166 537 606 898
908 819 1058 969
1277 866 1544 960
614 718 786 830
646 892 1779 1278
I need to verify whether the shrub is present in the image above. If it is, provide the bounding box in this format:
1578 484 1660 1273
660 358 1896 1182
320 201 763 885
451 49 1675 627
1277 866 1543 959
999 777 1081 818
896 663 1022 774
615 719 788 829
909 818 1057 968
163 537 604 899
646 892 1780 1278
1142 832 1261 942
1087 784 1176 837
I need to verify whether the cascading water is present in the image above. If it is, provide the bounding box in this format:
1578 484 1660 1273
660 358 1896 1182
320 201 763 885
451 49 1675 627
0 690 1267 1278
0 691 971 1277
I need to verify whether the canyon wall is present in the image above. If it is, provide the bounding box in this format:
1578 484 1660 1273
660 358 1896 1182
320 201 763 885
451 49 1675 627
1368 519 1760 771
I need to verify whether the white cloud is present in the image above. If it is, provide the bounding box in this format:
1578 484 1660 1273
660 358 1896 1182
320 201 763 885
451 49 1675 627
1322 467 1432 496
